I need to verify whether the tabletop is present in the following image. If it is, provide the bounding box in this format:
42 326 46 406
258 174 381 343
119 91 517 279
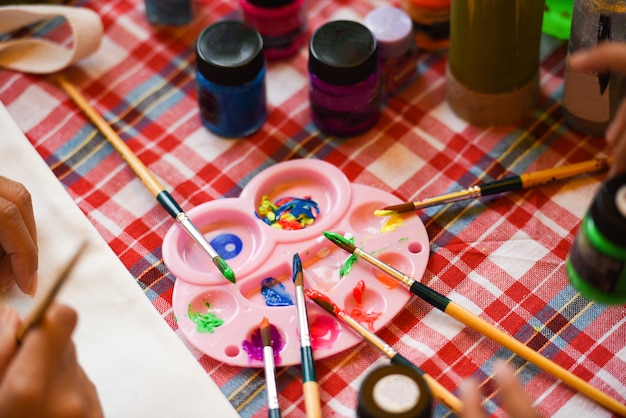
1 0 625 417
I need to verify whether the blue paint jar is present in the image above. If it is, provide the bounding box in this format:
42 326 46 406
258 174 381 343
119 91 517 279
195 21 268 138
145 0 193 25
308 20 381 137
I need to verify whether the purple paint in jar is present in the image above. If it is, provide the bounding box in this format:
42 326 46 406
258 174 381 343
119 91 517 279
308 20 381 137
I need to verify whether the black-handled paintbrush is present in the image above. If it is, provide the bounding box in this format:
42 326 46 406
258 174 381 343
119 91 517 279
375 157 611 216
322 230 626 417
305 289 463 415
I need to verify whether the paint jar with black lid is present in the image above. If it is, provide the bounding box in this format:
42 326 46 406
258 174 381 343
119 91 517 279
567 173 626 304
145 0 193 25
195 20 268 138
357 364 432 418
238 0 308 60
308 20 381 137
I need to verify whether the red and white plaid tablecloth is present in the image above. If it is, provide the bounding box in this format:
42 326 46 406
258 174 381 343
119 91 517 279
1 0 624 416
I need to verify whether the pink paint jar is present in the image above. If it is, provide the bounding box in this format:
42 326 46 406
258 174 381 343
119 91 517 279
238 0 308 60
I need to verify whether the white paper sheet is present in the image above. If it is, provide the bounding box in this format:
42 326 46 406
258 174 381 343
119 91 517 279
0 101 239 418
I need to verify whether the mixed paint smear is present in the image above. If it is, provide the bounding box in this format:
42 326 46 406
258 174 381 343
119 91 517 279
256 195 320 230
187 303 225 333
261 277 294 306
242 322 285 364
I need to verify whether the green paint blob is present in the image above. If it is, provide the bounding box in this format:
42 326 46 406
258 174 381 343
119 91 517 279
187 303 225 333
214 256 236 283
339 254 358 277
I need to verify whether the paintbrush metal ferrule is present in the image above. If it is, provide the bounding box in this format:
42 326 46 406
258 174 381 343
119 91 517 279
337 310 397 358
308 293 395 357
413 186 482 210
177 213 236 283
353 248 416 288
261 318 281 417
295 287 311 346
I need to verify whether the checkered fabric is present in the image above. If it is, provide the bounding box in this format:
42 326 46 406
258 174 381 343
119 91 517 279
1 0 625 417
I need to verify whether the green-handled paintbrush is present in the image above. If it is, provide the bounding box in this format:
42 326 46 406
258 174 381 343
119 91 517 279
292 253 322 418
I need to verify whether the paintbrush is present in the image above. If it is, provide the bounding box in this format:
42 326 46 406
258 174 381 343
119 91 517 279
261 317 281 418
304 289 462 415
54 73 235 284
16 243 86 344
322 230 626 417
292 253 322 418
375 157 612 216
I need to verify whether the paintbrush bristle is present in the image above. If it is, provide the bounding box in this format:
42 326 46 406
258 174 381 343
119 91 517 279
305 289 341 316
260 317 272 347
322 231 356 254
292 253 303 287
375 202 415 215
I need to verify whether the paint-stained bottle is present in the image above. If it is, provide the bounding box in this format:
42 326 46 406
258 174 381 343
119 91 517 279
567 173 626 304
562 0 626 136
308 20 381 137
195 21 267 138
238 0 307 60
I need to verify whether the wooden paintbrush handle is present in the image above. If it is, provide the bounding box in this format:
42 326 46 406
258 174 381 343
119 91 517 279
302 381 322 418
391 353 463 415
445 302 626 416
421 374 463 416
55 73 164 197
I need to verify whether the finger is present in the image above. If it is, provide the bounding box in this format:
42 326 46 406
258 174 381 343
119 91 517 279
6 304 77 389
0 178 37 248
570 43 626 75
461 377 487 418
606 99 626 146
0 190 38 295
494 362 542 418
0 304 21 376
79 366 105 418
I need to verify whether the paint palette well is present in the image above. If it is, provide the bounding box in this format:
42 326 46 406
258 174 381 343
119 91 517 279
163 159 429 367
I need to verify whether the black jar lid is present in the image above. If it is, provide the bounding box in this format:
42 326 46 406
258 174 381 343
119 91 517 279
590 173 626 246
246 0 295 7
308 20 378 86
196 21 264 86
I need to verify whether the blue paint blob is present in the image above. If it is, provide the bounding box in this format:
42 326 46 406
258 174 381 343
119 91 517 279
261 277 293 306
210 233 243 260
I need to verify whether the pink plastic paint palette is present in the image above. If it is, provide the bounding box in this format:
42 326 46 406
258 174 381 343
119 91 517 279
163 159 429 367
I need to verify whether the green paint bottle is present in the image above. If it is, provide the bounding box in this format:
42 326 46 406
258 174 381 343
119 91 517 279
567 174 626 304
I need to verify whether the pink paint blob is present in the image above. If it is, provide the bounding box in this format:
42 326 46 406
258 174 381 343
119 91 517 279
309 314 341 350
